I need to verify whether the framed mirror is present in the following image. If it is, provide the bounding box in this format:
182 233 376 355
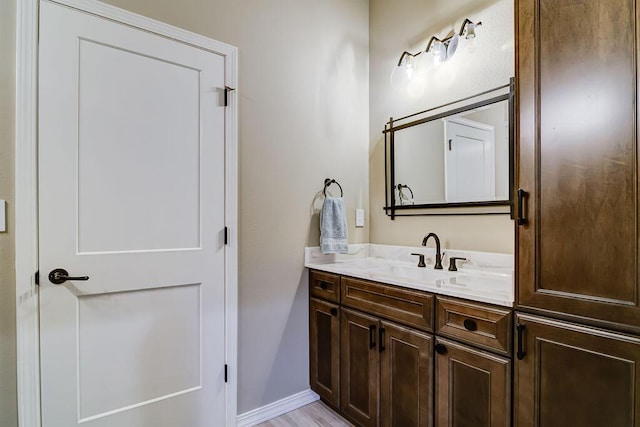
383 79 514 218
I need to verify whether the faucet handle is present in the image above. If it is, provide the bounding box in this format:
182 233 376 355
411 253 426 268
448 257 467 272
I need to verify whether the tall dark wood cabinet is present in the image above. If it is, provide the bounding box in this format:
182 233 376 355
516 0 640 331
515 0 640 424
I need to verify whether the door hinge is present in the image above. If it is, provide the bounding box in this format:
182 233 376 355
224 227 229 245
35 271 40 286
224 86 236 107
224 364 229 383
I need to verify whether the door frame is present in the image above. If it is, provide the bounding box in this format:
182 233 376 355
15 1 238 426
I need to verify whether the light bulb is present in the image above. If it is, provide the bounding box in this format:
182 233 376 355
465 23 476 39
390 52 425 90
430 41 446 63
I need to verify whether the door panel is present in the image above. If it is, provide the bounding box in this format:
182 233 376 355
340 308 379 427
38 2 227 426
380 321 433 427
77 39 201 253
310 298 341 407
517 0 640 330
514 313 640 427
435 337 510 427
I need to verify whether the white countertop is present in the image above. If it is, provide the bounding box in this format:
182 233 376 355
304 244 514 307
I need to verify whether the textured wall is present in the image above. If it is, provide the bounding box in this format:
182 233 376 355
0 0 17 425
98 0 370 414
369 0 515 253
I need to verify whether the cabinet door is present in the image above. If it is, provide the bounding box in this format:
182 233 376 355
309 298 340 407
435 337 510 427
517 0 640 330
341 308 380 427
514 313 640 427
380 321 433 427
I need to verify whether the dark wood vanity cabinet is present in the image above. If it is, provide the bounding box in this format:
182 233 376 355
309 269 513 426
434 297 512 427
340 294 433 426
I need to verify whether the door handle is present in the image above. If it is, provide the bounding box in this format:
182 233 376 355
369 325 377 349
378 327 385 353
517 189 528 226
516 323 526 360
48 268 90 285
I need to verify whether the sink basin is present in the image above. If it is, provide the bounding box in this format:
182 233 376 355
366 264 457 284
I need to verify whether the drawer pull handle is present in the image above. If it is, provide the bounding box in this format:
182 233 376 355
330 308 338 316
517 189 528 226
463 319 478 331
435 343 447 355
369 325 377 349
319 281 328 290
379 327 386 353
516 323 526 360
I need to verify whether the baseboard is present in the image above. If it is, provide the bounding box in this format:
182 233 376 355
236 389 320 427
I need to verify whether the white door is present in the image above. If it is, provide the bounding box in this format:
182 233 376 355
38 2 229 426
444 117 495 202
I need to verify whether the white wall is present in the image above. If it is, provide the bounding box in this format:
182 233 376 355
370 0 515 253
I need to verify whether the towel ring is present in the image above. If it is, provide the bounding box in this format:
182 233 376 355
397 184 414 205
323 178 343 197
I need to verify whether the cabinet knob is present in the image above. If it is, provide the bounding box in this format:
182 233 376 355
330 308 338 316
319 281 328 290
463 319 478 331
435 343 447 355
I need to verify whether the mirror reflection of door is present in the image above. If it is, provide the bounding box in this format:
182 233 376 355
444 117 495 202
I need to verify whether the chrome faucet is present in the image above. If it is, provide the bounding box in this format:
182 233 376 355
422 232 443 269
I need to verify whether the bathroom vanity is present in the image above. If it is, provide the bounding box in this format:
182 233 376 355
305 245 513 426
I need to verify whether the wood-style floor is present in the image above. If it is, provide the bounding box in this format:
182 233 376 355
255 401 353 427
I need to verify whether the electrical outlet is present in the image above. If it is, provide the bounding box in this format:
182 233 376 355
355 209 365 227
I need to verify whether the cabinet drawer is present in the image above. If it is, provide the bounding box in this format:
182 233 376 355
436 297 512 355
310 270 341 303
341 277 434 332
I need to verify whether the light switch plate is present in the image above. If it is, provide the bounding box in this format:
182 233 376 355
355 209 365 227
0 200 5 232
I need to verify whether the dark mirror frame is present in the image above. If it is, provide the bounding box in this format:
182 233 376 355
383 78 515 219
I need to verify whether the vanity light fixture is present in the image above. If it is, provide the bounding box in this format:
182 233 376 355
391 18 482 87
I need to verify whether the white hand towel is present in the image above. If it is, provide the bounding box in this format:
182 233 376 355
320 196 348 254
